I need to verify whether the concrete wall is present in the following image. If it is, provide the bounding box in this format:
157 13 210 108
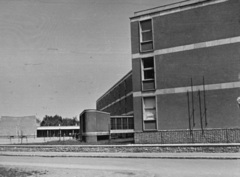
83 112 97 133
96 112 110 132
0 116 37 138
80 110 110 143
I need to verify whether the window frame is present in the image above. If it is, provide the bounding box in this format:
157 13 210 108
142 96 158 131
143 97 156 121
139 19 154 53
141 57 155 91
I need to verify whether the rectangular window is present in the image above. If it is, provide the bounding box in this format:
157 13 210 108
142 57 155 91
140 19 153 52
143 97 156 120
111 118 116 130
122 118 128 129
116 118 122 129
124 80 127 93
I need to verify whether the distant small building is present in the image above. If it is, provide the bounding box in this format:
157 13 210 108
79 110 134 143
0 116 37 138
79 110 110 143
37 126 79 138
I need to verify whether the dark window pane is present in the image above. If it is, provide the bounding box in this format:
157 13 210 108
117 118 122 129
123 118 128 129
143 58 154 68
141 42 153 51
128 118 134 129
141 20 152 31
142 31 152 41
144 70 154 79
111 118 116 130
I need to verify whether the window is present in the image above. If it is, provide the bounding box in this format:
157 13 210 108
116 118 122 129
124 80 127 93
111 118 116 130
140 19 153 52
123 118 128 129
143 97 156 120
142 57 155 90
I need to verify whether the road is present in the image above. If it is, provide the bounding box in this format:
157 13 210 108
0 156 239 177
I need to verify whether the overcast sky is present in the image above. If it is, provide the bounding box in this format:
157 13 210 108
0 0 179 120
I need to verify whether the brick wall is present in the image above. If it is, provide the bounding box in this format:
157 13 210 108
96 71 133 116
135 128 240 144
155 43 240 89
154 0 240 50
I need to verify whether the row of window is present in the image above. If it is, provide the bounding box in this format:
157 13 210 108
97 78 131 110
101 95 133 116
140 20 156 129
111 117 134 130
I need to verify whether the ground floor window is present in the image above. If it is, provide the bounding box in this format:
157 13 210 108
143 97 157 130
143 97 156 120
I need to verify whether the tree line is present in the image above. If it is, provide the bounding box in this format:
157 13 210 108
40 115 79 126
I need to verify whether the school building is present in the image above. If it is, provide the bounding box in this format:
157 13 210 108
96 0 240 144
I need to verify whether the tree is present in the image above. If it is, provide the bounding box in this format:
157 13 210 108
40 115 79 126
40 115 62 126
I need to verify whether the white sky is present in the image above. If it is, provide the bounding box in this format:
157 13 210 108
0 0 179 120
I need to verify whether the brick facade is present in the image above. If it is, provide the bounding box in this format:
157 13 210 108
96 71 133 116
130 0 240 144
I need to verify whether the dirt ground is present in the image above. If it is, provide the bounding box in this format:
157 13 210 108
0 165 153 177
0 165 47 177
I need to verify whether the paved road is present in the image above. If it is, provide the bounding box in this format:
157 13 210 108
0 156 239 177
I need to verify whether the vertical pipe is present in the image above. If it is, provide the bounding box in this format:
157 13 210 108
191 78 195 127
198 90 203 134
203 77 207 126
187 91 192 134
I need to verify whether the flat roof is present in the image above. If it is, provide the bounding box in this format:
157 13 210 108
37 126 79 130
131 0 224 19
79 109 110 117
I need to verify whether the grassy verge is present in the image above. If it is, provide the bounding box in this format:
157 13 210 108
19 139 134 146
0 166 47 177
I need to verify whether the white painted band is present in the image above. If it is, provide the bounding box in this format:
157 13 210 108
122 111 134 116
82 130 134 136
37 126 79 130
133 81 240 97
132 36 240 59
110 129 134 134
82 132 109 136
99 92 133 111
